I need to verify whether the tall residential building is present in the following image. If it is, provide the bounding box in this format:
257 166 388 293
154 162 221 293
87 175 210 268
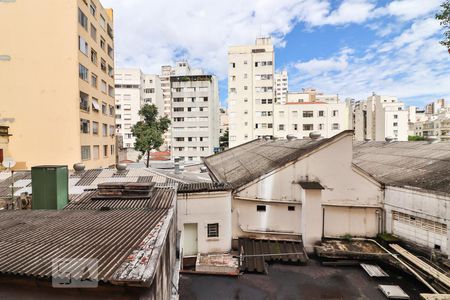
228 37 275 148
219 108 229 137
274 70 288 103
0 0 116 169
160 66 173 147
354 94 408 141
170 62 220 162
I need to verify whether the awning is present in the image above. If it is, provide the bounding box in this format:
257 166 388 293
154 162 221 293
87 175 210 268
298 181 324 190
92 99 100 111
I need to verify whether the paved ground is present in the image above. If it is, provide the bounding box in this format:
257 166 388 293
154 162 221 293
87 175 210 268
179 259 428 300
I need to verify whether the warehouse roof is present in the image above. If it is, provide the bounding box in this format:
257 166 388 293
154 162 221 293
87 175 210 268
353 141 450 194
203 130 353 188
0 208 173 286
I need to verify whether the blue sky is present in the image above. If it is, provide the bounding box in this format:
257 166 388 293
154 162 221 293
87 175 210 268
104 0 450 108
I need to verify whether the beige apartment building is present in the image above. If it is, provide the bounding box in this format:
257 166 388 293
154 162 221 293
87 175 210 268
0 0 116 169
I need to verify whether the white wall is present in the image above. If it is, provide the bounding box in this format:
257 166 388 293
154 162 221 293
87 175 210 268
324 206 380 237
177 191 232 254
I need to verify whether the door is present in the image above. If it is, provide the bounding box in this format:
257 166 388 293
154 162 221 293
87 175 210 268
183 223 198 256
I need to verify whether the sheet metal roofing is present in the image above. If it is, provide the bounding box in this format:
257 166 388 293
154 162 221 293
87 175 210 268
353 141 450 194
0 208 172 286
177 182 233 193
65 186 176 210
203 131 352 189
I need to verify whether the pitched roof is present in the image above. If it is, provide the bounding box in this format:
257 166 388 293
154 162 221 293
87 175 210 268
177 182 233 193
203 130 353 189
353 141 450 194
0 208 173 286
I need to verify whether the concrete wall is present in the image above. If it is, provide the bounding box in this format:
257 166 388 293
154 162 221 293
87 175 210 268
384 186 450 255
324 206 380 237
177 191 232 254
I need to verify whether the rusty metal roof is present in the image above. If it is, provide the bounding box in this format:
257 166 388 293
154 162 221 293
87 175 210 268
203 131 353 189
177 182 232 193
0 208 173 286
65 187 176 210
353 141 450 194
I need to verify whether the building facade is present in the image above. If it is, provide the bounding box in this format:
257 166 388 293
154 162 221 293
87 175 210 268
228 37 275 147
170 62 220 162
274 70 288 104
354 94 408 141
0 0 116 169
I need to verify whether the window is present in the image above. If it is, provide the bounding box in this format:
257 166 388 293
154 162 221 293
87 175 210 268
203 97 208 102
244 86 248 90
102 102 107 114
90 24 97 41
303 124 313 131
80 119 90 133
257 205 266 212
100 14 106 29
100 36 106 50
108 85 114 97
91 73 97 88
107 45 113 59
78 8 88 30
92 121 98 134
173 98 183 102
278 124 285 131
110 145 115 155
144 88 155 93
109 125 115 136
393 122 398 127
81 146 90 160
173 107 184 112
100 58 107 72
332 123 340 130
332 110 339 117
103 145 108 157
108 65 114 78
303 111 313 118
93 145 99 160
90 49 97 65
79 64 88 81
92 98 99 111
230 62 235 68
101 80 107 93
79 91 89 111
78 36 88 55
318 110 324 117
102 124 107 136
207 223 219 238
394 114 398 119
288 206 295 211
293 124 298 131
319 123 324 130
89 1 96 17
109 105 114 116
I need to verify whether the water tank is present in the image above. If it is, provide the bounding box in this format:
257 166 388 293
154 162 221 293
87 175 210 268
31 165 68 210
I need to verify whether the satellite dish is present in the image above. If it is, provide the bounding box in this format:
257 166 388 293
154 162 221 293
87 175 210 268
2 158 16 169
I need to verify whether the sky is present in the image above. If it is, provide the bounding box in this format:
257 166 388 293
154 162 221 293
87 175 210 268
102 0 450 108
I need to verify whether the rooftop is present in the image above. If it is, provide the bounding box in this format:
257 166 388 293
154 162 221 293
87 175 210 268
203 131 353 189
353 141 450 194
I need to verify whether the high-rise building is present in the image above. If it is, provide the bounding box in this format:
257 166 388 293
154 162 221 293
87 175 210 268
160 66 173 147
170 62 220 162
228 37 275 148
274 70 288 103
354 94 408 141
0 0 116 169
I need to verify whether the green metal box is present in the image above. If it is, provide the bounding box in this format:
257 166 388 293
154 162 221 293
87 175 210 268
31 165 68 210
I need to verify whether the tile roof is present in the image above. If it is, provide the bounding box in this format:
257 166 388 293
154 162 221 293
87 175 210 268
177 182 232 193
353 141 450 194
203 131 353 189
0 208 173 286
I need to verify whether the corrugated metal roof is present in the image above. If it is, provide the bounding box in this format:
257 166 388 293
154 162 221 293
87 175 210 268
177 182 232 193
353 141 450 194
0 208 172 286
65 187 176 210
203 131 353 189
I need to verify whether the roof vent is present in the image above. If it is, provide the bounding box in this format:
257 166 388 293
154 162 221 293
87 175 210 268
364 138 371 142
286 134 296 141
427 136 439 144
73 163 85 172
264 135 271 141
116 163 127 172
385 136 393 143
200 166 208 173
309 132 321 140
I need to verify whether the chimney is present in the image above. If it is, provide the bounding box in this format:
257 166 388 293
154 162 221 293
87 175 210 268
200 166 208 173
174 157 181 174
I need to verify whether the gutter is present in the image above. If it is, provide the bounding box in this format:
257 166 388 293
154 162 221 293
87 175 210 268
234 196 301 205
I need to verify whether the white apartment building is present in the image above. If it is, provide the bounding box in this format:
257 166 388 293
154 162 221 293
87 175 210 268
354 94 408 141
228 37 275 147
219 108 228 137
170 62 220 162
273 92 350 138
160 66 173 147
274 70 288 103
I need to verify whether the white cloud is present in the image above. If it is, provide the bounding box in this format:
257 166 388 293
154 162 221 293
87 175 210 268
319 0 375 25
295 48 352 75
288 17 450 105
384 0 442 21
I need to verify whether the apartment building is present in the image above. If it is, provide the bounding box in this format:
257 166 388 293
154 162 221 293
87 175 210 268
219 108 229 137
160 66 173 147
0 0 116 169
273 92 350 138
413 101 450 140
354 94 408 141
274 70 288 103
170 62 220 162
228 37 275 147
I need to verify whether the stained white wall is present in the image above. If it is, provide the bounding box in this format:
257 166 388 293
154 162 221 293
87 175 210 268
324 206 380 237
177 191 232 254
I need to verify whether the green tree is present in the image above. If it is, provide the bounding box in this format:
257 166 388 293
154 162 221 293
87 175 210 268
219 129 229 151
131 104 170 167
436 0 450 51
408 135 425 141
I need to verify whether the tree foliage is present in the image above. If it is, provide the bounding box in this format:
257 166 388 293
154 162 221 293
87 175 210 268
408 135 425 141
131 104 170 167
219 129 229 151
436 0 450 51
